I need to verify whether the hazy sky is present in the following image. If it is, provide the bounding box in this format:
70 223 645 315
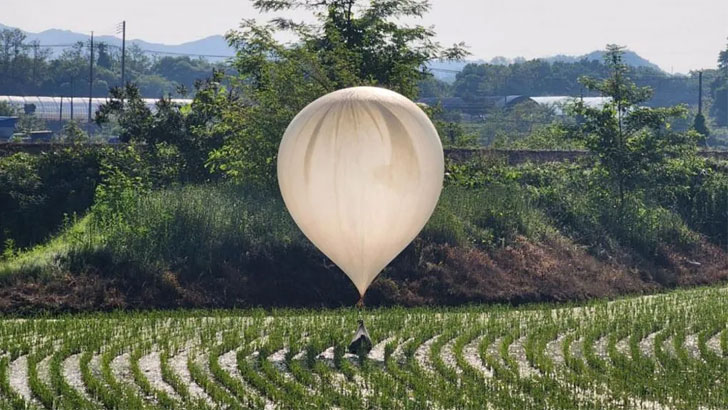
3 0 727 74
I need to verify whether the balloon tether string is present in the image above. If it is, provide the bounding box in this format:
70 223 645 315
357 294 365 321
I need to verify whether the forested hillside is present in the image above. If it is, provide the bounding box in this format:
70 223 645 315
0 28 223 97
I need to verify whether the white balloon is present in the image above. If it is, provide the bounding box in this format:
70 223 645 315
277 86 444 297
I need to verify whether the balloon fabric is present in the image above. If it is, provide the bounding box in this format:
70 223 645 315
277 87 444 297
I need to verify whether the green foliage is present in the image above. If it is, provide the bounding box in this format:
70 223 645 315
451 55 701 108
15 112 47 136
0 141 195 257
91 146 152 225
2 285 728 408
483 103 559 146
693 113 710 141
87 183 303 280
712 88 728 127
569 45 701 211
436 121 479 147
0 28 220 97
718 39 728 72
96 85 154 143
493 123 581 150
678 167 728 246
422 184 549 248
0 101 16 116
96 77 230 182
440 156 704 258
207 0 467 185
0 149 101 252
1 239 15 261
524 161 699 256
59 120 89 143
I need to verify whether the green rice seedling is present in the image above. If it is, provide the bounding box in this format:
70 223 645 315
1 284 728 409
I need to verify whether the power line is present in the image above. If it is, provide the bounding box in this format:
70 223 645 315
16 42 234 59
126 48 233 58
120 21 126 87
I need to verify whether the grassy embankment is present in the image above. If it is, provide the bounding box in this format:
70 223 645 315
1 155 726 312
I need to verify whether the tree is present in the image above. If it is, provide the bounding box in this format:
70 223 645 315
151 57 213 89
96 85 154 144
96 42 112 69
96 71 231 182
0 101 16 116
569 45 700 210
692 112 710 143
714 40 728 126
719 38 728 72
59 120 89 143
207 0 467 185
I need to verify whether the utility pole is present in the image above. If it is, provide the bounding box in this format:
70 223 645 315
121 21 126 88
698 71 703 115
70 77 74 121
59 96 63 124
32 42 38 85
88 31 94 132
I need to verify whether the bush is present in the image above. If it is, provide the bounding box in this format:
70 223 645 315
519 162 698 258
0 144 190 257
0 150 101 253
88 183 305 280
684 170 728 246
423 184 549 248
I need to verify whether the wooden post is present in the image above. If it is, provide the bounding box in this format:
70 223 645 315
88 31 94 133
698 71 703 115
121 21 126 88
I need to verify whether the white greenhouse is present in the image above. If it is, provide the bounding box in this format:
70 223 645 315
0 96 193 122
531 96 611 115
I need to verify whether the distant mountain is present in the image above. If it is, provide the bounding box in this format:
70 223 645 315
1 22 663 74
544 50 662 71
0 23 235 60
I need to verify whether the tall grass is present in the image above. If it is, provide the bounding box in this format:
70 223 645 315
0 160 724 284
89 184 306 279
422 184 551 248
0 215 101 280
89 182 554 275
519 162 700 257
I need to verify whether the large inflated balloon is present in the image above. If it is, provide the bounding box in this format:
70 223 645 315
277 86 444 297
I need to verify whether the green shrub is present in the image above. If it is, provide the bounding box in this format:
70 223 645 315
0 144 191 257
88 184 304 279
423 183 550 249
0 150 100 252
520 162 698 257
684 170 728 246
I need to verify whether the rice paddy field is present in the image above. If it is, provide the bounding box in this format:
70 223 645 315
1 285 727 409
